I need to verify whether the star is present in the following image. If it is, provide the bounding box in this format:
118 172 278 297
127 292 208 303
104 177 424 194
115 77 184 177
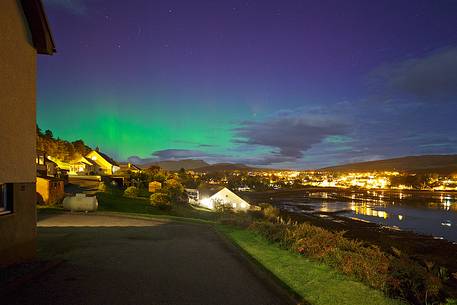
136 25 142 36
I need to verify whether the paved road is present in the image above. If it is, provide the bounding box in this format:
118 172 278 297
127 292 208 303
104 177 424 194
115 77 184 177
5 214 286 305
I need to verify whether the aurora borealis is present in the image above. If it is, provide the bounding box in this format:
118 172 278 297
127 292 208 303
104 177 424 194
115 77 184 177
38 0 457 168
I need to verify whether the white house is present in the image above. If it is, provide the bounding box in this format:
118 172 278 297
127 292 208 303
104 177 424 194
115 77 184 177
197 186 250 211
185 188 199 204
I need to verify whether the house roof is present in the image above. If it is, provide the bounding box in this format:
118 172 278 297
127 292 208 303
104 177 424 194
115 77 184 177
80 156 97 166
20 0 56 55
99 152 119 166
45 157 57 165
198 185 226 198
90 150 119 166
70 157 96 166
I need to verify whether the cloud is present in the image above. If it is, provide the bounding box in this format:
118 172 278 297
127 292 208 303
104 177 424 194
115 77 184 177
43 0 87 15
128 149 226 165
150 149 219 160
371 47 457 100
233 111 349 165
198 144 216 148
127 155 156 165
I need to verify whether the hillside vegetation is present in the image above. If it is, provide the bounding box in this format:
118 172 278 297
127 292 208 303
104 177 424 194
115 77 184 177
36 126 92 162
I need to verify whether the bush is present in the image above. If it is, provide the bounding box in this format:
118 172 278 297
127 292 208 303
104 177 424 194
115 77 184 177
98 182 107 192
150 192 172 210
123 186 139 198
387 257 442 305
219 213 253 228
249 219 445 304
137 188 150 198
261 204 280 221
214 199 235 214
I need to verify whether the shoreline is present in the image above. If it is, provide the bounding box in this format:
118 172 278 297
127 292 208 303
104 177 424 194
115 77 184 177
241 188 457 298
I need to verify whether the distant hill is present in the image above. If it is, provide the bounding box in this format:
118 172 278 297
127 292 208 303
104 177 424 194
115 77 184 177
138 159 256 172
321 155 457 174
193 163 253 172
140 159 210 171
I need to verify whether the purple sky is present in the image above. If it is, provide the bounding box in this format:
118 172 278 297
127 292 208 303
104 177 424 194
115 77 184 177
38 0 457 168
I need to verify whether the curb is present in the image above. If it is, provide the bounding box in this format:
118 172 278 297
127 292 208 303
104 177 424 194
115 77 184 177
213 227 308 305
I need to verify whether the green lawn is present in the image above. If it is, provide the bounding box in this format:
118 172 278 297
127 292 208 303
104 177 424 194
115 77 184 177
218 225 405 305
97 191 217 223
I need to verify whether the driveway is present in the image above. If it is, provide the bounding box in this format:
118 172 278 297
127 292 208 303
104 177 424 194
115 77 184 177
5 213 287 305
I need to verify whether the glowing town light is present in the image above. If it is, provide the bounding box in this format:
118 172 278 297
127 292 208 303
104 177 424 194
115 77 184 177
398 214 403 221
378 211 384 217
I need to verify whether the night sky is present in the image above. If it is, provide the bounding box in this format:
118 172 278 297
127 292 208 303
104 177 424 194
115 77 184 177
38 0 457 169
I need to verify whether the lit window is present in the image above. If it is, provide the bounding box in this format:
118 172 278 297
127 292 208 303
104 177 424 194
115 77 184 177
0 184 13 215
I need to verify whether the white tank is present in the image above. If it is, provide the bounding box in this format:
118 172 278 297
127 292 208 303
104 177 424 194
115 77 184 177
63 193 98 212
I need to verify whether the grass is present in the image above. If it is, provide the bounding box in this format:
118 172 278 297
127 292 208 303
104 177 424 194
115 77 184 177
38 190 217 224
218 225 405 305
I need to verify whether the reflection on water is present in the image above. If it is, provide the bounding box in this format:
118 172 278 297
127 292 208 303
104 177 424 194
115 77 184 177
288 191 457 242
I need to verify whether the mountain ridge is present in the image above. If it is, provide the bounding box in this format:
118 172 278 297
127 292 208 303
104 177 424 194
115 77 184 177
321 154 457 174
138 159 210 171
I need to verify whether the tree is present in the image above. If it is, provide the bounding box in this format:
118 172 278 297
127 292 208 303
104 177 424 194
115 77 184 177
72 139 91 156
36 127 93 162
44 129 54 139
177 168 200 188
163 178 185 203
36 125 43 136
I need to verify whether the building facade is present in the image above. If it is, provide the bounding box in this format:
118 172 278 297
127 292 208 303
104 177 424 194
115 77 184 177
198 186 250 211
86 150 120 175
0 0 55 266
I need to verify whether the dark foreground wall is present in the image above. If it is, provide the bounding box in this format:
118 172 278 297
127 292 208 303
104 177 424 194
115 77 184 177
0 184 37 266
0 0 38 266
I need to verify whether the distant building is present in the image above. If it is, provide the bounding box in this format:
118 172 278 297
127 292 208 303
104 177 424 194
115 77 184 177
0 0 55 266
36 151 57 177
69 156 99 176
197 186 250 211
36 177 65 205
148 181 162 193
48 156 71 171
86 150 120 175
185 188 199 204
119 162 142 173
